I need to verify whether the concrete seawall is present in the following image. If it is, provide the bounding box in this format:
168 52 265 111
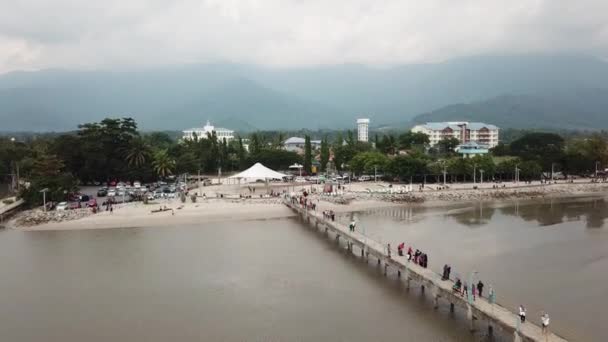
285 200 567 342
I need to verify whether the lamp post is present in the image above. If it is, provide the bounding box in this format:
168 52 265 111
39 188 49 212
473 164 477 184
480 169 484 184
443 163 447 186
595 161 600 178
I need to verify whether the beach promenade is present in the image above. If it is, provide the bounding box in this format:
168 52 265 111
285 199 568 342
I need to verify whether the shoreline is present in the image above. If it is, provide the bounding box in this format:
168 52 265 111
7 181 608 231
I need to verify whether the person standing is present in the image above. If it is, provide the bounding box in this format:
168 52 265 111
541 313 550 335
477 280 484 298
519 305 526 323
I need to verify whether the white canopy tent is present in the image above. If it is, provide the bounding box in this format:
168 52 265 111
228 163 288 183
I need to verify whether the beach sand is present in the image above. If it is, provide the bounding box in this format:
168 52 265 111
10 180 608 231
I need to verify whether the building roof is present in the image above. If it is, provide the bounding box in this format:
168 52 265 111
284 137 306 144
417 122 498 131
284 137 322 145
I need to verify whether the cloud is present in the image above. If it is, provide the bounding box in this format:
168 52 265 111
1 0 608 73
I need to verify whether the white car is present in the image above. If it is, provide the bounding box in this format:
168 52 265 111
295 177 306 183
107 190 116 197
133 181 141 188
56 202 68 211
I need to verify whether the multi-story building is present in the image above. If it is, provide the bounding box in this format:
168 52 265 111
182 121 235 142
410 121 499 148
357 118 370 142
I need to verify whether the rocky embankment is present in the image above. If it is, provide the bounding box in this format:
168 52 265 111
354 183 608 204
10 208 93 227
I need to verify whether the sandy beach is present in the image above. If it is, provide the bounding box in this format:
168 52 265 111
8 179 608 231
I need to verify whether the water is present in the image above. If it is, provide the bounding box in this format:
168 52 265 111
0 218 476 342
341 195 608 341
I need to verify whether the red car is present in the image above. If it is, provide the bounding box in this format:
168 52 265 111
68 202 81 210
87 199 98 208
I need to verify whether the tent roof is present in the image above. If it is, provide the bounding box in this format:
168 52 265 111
228 162 288 180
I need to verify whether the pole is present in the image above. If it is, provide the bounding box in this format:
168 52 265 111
473 164 476 184
43 191 46 212
480 170 484 184
374 166 377 183
551 163 554 181
443 165 447 186
596 161 599 178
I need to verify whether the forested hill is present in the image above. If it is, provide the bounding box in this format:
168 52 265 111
411 88 608 130
3 54 608 131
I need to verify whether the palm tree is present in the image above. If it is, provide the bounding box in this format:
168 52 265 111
123 137 150 168
152 149 175 178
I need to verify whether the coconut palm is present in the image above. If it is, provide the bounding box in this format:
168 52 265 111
152 149 175 178
123 137 150 168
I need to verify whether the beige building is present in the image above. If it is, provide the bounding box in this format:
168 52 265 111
411 121 499 148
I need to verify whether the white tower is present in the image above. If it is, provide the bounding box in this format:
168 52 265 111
357 118 370 142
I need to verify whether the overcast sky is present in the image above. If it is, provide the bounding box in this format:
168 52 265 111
1 0 607 74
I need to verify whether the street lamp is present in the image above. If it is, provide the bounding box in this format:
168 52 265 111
480 169 484 184
595 161 600 178
473 164 477 184
39 188 49 212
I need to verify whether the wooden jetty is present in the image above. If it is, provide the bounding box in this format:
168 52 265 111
285 200 567 342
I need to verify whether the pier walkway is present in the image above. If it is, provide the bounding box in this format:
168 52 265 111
285 200 567 342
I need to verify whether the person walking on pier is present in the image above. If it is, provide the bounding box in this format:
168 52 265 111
387 243 392 258
407 247 413 261
541 312 550 335
349 220 356 232
519 305 526 323
477 280 484 298
397 242 404 256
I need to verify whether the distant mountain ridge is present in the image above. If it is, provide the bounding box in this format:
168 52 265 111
411 88 608 130
2 54 608 131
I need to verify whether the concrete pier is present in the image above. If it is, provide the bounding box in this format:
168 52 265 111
287 201 567 342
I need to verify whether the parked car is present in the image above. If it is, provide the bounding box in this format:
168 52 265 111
68 202 81 210
358 175 371 182
295 177 306 183
97 188 108 197
133 181 141 188
108 190 116 197
56 202 68 211
87 199 97 208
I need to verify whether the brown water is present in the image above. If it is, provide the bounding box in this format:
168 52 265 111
0 218 479 342
341 195 608 341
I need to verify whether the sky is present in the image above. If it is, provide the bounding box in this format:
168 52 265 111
1 0 608 74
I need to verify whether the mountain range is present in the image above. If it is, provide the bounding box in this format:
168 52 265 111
2 54 608 131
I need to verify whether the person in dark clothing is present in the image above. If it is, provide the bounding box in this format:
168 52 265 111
477 281 484 298
442 265 448 280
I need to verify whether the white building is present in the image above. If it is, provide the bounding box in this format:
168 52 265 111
182 121 235 142
411 121 499 148
357 118 370 142
283 137 321 153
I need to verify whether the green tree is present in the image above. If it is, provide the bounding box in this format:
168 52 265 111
436 137 460 155
399 132 430 150
350 152 390 175
304 135 312 174
389 155 429 181
152 149 175 178
320 138 330 172
122 137 150 168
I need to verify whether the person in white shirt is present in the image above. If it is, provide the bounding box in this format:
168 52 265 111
519 305 526 323
541 313 550 335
